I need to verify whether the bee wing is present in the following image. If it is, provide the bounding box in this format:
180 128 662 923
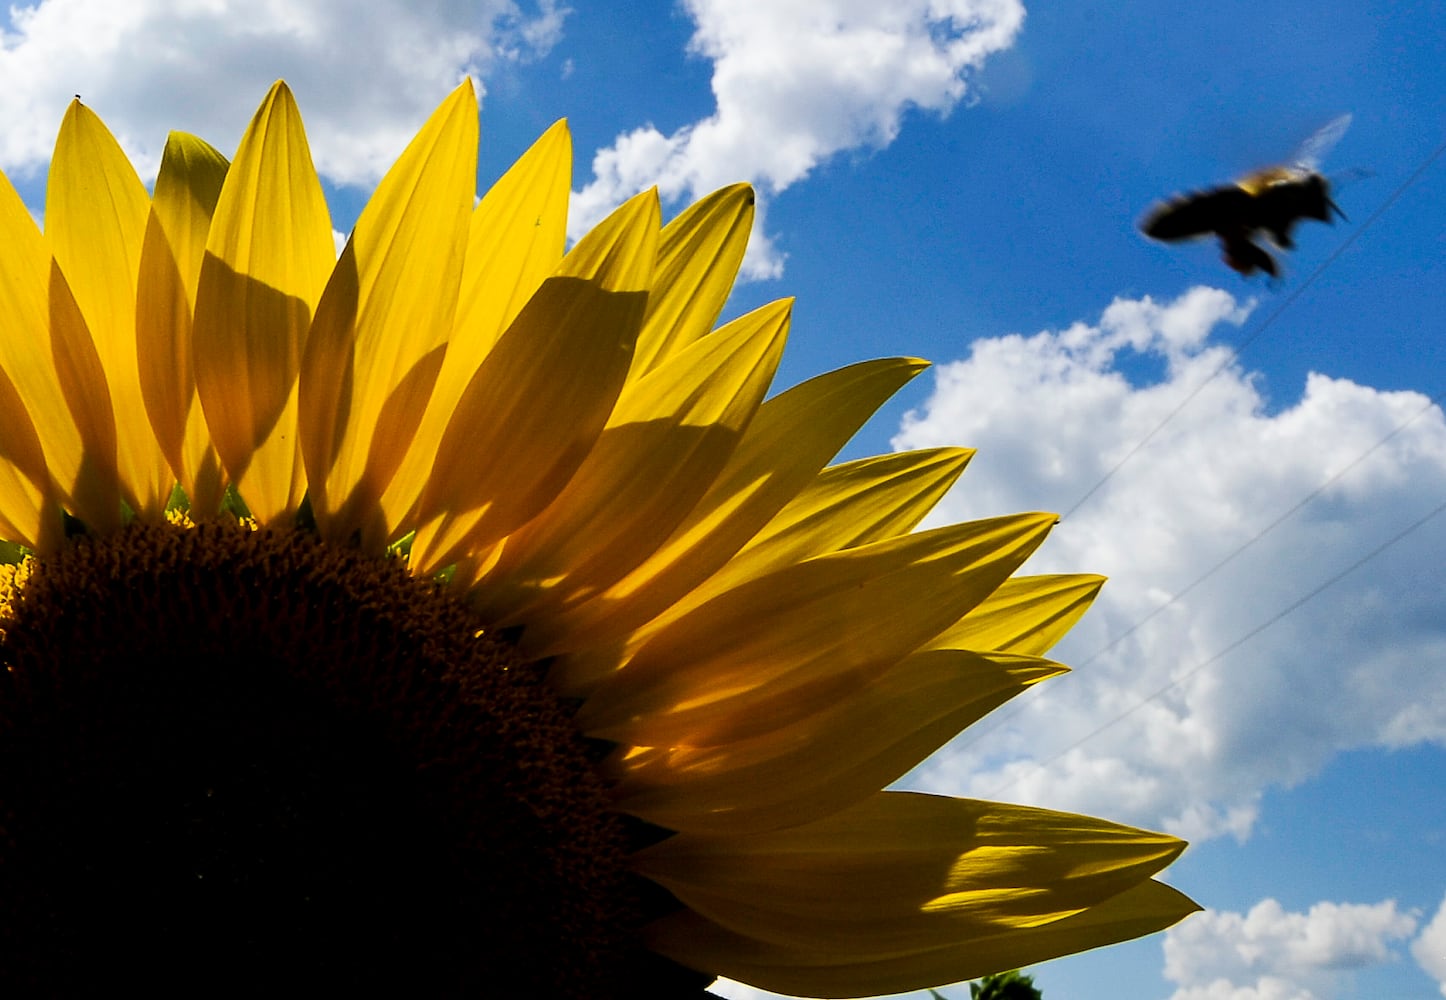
1293 113 1352 173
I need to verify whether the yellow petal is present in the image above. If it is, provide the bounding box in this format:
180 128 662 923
471 298 790 624
408 189 658 575
136 132 230 514
380 119 571 531
657 447 975 629
0 362 60 550
747 448 975 560
635 791 1189 959
452 118 571 360
631 183 754 378
646 878 1199 998
46 99 169 514
193 81 335 525
541 357 930 672
605 573 1099 834
941 573 1105 656
609 650 1064 835
0 167 117 535
578 512 1057 747
301 81 477 548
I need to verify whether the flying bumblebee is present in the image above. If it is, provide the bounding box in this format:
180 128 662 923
1139 115 1351 278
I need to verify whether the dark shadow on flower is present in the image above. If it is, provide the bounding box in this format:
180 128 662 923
48 259 119 531
135 216 229 514
473 416 747 623
0 365 58 549
300 242 358 483
136 211 191 475
331 343 448 550
413 274 646 569
193 251 314 484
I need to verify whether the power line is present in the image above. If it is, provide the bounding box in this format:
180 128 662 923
1072 391 1443 671
983 491 1446 800
948 390 1444 757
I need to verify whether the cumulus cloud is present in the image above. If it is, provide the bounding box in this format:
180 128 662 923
0 0 566 184
571 0 1025 278
1163 899 1418 999
892 287 1446 841
1413 894 1446 996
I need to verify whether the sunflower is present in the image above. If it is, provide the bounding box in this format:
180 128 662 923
0 81 1198 997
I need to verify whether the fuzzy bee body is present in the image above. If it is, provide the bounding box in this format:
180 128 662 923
1140 171 1341 278
1140 115 1352 278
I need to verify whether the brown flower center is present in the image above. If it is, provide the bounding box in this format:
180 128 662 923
0 519 708 997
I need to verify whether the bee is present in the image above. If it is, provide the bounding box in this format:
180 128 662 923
1140 115 1351 278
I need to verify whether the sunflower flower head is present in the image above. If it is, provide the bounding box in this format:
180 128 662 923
0 81 1198 997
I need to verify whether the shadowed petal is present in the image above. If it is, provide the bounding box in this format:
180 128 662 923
472 298 790 625
136 132 230 514
380 119 572 534
610 650 1065 835
47 99 168 515
193 81 334 524
646 877 1199 998
579 513 1057 747
407 189 659 575
0 167 116 538
301 82 477 548
542 357 932 675
638 793 1187 951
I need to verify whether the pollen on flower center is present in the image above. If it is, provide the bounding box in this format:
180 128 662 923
0 520 671 996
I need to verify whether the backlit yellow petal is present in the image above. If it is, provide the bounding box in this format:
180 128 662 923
941 573 1105 656
646 878 1199 998
657 447 975 629
542 357 930 674
453 118 571 362
579 512 1056 747
301 82 477 548
632 183 754 378
610 650 1063 835
0 168 117 535
46 99 167 515
471 298 789 624
0 364 59 550
636 792 1187 957
408 189 658 575
193 82 334 524
380 119 571 531
136 132 229 514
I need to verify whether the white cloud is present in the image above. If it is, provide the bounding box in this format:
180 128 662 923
1163 899 1418 1000
891 287 1446 842
1412 894 1446 996
0 0 566 184
571 0 1025 278
1168 979 1314 1000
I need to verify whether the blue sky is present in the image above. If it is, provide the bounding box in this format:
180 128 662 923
1 1 1443 997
